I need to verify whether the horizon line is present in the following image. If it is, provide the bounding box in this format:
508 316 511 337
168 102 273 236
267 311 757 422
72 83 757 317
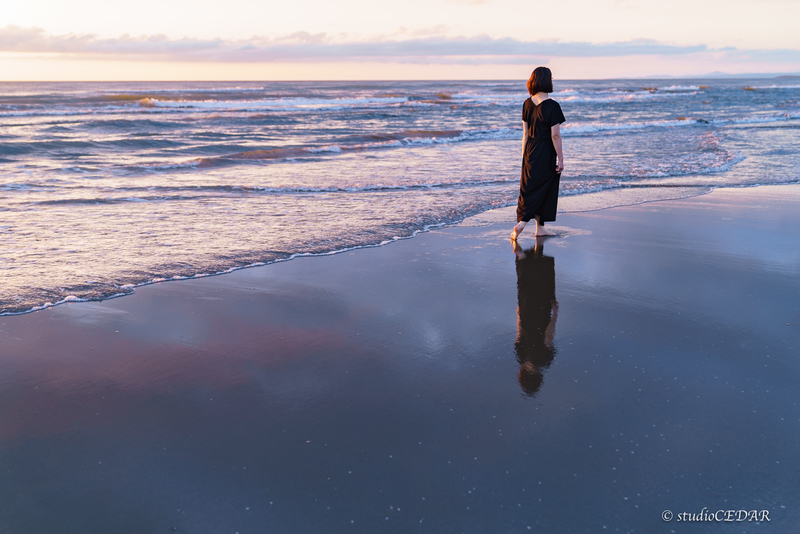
2 73 799 83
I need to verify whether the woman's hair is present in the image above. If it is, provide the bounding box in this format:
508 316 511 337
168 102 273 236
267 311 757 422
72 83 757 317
527 67 554 95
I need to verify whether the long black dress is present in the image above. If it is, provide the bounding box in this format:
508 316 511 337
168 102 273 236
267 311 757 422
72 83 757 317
517 98 566 224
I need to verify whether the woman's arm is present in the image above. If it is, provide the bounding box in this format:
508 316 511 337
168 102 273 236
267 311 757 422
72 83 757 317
551 123 563 172
522 121 529 158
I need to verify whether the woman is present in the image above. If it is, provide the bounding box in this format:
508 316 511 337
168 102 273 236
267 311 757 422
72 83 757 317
511 67 565 240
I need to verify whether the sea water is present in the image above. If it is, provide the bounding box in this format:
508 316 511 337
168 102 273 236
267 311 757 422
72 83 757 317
1 79 798 314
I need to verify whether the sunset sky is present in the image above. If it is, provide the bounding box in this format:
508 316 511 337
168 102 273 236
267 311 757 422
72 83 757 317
2 0 799 80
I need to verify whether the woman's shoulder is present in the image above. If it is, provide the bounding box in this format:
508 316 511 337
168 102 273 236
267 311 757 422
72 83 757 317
522 97 534 120
543 99 565 122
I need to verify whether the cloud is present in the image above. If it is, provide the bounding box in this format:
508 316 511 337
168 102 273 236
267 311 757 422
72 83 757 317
0 26 226 57
0 25 797 65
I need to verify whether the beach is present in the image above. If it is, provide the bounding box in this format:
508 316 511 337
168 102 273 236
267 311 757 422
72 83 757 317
2 184 798 533
3 79 799 315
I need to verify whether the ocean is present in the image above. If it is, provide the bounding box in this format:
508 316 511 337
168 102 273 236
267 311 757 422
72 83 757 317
1 79 798 315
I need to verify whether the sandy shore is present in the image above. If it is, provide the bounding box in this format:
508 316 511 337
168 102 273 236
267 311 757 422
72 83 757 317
2 185 799 533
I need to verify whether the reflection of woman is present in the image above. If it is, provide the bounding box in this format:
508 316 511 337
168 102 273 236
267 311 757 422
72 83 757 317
514 240 558 397
511 67 565 240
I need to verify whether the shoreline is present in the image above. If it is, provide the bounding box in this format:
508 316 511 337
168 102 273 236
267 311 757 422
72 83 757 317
12 179 787 318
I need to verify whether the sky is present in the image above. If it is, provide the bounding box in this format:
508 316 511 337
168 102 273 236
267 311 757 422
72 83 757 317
2 0 800 80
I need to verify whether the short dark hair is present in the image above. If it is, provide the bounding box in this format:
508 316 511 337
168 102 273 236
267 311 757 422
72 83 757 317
527 67 553 95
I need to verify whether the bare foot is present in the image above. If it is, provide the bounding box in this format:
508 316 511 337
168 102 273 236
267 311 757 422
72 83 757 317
511 221 527 240
534 224 556 237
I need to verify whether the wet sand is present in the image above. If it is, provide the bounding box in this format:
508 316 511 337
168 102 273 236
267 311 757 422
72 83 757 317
2 185 799 533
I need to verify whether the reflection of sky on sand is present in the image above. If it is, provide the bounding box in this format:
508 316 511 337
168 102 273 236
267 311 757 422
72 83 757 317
1 244 520 442
558 187 800 343
2 186 800 532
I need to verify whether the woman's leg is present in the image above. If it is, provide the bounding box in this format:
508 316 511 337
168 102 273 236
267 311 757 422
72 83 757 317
511 220 528 240
534 215 555 237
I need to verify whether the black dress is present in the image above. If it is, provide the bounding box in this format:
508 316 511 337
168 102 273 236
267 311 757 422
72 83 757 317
517 98 565 224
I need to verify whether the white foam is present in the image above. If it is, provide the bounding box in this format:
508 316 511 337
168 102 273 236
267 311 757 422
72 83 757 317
296 127 519 155
249 127 517 159
714 111 800 126
99 86 266 93
659 85 702 91
140 95 409 111
306 145 344 153
560 111 798 135
133 160 202 170
560 91 690 103
749 84 800 90
0 109 95 118
563 118 703 135
0 291 127 316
